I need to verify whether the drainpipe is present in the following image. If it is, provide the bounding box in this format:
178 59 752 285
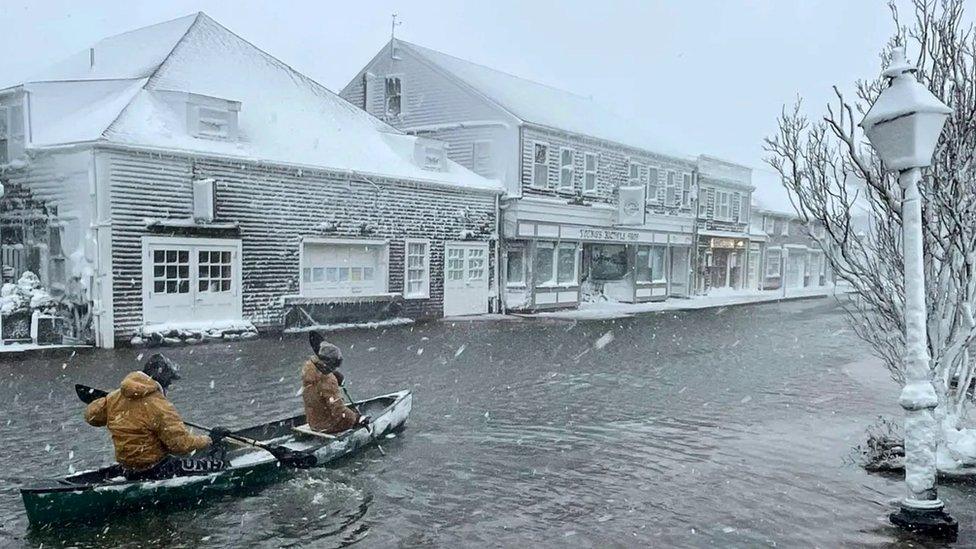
494 193 503 315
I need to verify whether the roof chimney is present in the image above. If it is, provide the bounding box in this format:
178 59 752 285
89 48 95 69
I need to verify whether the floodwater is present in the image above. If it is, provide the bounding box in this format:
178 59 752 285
1 298 975 548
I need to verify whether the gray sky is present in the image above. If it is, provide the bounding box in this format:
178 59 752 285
0 1 923 170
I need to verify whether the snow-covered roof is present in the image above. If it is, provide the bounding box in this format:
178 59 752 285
16 14 501 193
398 40 694 162
751 169 798 216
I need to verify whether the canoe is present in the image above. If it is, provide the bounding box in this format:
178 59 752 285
21 389 411 525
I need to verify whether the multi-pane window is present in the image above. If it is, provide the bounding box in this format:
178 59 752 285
506 248 525 285
647 167 660 202
765 249 782 277
779 218 790 235
763 215 775 233
556 243 577 284
532 143 550 188
467 247 486 281
636 245 667 283
534 243 555 284
447 248 465 281
629 162 641 185
198 250 232 293
385 76 402 117
717 191 731 220
682 174 692 206
404 241 429 298
666 171 677 206
152 250 190 294
302 242 385 297
559 148 574 190
583 153 598 193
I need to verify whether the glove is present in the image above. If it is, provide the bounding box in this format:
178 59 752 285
209 426 232 445
333 370 345 386
357 415 371 428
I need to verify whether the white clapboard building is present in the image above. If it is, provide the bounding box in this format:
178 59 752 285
0 14 502 348
341 39 712 311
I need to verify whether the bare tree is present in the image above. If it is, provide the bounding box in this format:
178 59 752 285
764 0 976 450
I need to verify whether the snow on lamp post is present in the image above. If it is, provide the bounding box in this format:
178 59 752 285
859 47 955 537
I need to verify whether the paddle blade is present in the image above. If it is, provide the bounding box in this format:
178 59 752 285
75 384 108 404
267 446 317 469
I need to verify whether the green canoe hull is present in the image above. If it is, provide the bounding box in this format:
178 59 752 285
21 390 411 525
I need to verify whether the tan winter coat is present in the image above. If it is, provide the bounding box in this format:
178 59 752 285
301 358 360 433
84 371 211 470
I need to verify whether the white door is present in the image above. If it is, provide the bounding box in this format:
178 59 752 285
443 243 489 317
144 238 243 325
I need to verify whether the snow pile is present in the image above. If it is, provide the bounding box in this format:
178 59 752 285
283 318 414 334
0 272 56 316
131 319 258 347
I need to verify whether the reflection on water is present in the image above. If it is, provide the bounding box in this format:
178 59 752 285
1 299 973 547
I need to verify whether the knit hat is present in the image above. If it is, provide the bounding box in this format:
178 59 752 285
142 353 181 389
309 331 342 374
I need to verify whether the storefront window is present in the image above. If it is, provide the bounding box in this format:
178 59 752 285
636 245 667 283
535 243 555 285
506 248 525 286
589 244 628 280
557 243 577 284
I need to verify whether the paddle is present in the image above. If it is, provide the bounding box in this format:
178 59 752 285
341 385 385 456
74 384 317 469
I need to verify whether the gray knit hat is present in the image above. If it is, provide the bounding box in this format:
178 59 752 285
309 331 342 373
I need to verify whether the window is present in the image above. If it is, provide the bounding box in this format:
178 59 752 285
590 244 628 280
666 171 677 206
556 243 577 284
763 216 775 233
698 188 708 217
559 148 574 190
472 141 492 176
779 219 790 236
467 247 486 281
404 240 430 298
534 243 555 284
583 153 598 193
647 167 659 202
682 174 692 206
198 250 232 293
532 143 550 188
765 249 782 277
0 100 26 163
447 248 465 280
732 192 741 222
152 249 190 294
636 245 667 283
423 146 444 170
385 76 402 117
717 191 731 220
506 248 525 286
629 162 642 185
302 241 386 297
740 194 750 224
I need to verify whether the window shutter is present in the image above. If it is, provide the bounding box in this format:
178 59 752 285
192 179 216 222
364 73 384 116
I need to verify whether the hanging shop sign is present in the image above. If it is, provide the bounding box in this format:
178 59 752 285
710 237 746 249
616 186 646 226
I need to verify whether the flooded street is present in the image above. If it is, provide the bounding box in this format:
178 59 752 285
2 298 975 547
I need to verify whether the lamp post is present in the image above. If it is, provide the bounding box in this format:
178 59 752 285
859 47 955 537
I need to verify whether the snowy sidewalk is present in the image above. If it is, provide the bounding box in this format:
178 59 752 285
515 284 850 321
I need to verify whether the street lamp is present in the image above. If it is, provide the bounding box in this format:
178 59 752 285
859 47 955 537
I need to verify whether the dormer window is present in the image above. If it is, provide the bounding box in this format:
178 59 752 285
423 146 443 170
191 105 237 140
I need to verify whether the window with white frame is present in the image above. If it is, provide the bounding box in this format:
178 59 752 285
404 240 430 298
765 249 782 277
559 148 575 190
698 188 708 217
583 153 598 193
682 173 692 206
635 245 667 283
647 167 660 202
763 215 775 233
665 171 677 206
506 248 525 286
534 242 555 284
556 243 577 284
472 141 492 176
0 99 25 163
779 218 790 235
628 162 642 185
302 241 387 297
532 143 550 188
717 191 731 220
385 76 402 117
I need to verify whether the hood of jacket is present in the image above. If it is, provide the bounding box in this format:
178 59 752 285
119 371 162 399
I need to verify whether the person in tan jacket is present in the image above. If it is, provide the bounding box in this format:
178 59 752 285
85 354 229 479
302 332 369 433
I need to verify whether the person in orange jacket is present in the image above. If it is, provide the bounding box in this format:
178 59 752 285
301 332 370 433
85 354 230 479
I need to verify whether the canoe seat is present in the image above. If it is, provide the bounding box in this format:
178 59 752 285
291 424 337 440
